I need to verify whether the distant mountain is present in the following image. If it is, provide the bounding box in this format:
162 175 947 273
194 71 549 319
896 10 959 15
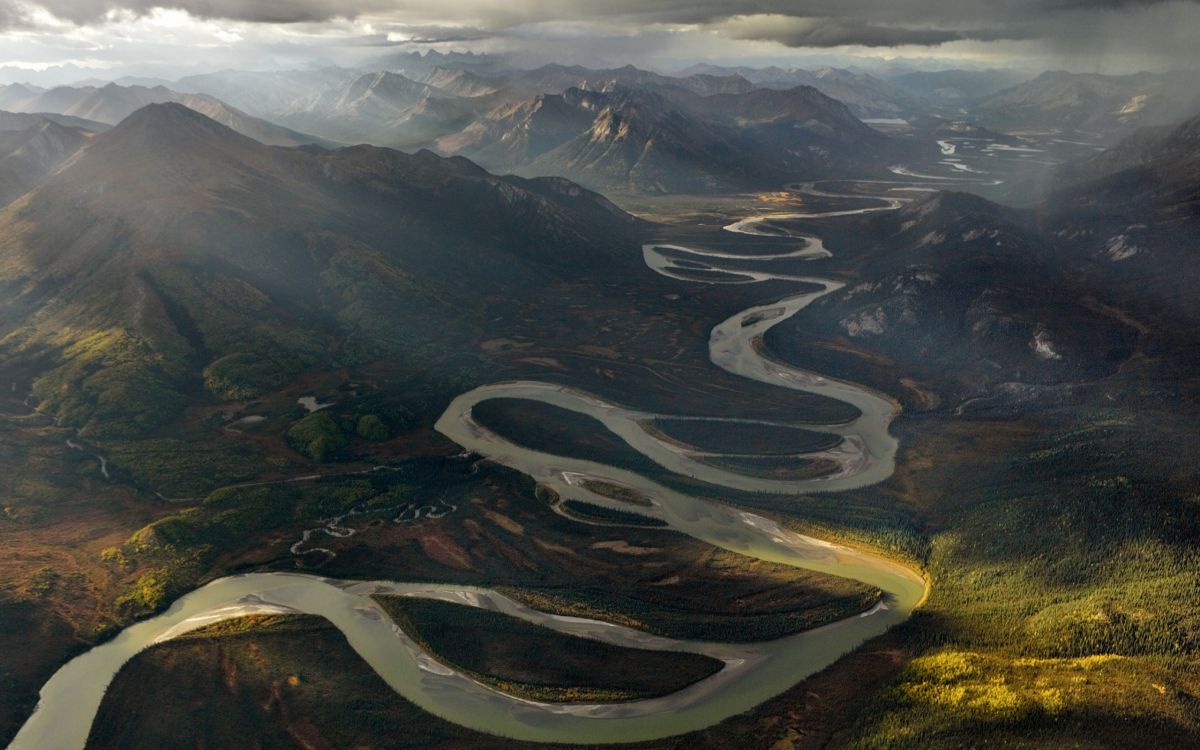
441 81 914 194
493 64 756 102
0 103 641 437
1051 114 1200 210
524 86 801 194
889 69 1032 106
264 71 494 148
0 109 106 133
436 90 597 166
974 71 1200 138
413 67 501 98
678 64 920 118
173 67 361 116
441 84 811 194
0 119 90 207
1046 112 1200 322
0 82 332 147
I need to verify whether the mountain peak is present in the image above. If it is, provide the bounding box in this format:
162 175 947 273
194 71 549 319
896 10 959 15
109 101 255 147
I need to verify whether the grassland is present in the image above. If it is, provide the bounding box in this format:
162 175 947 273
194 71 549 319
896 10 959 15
375 596 724 702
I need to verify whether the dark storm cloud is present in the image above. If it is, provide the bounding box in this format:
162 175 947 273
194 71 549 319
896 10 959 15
31 0 397 24
16 0 1196 28
5 0 1200 54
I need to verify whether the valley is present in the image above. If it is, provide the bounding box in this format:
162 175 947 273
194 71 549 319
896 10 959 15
1 22 1199 750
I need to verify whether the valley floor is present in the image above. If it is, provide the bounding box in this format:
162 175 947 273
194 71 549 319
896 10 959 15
4 184 1199 749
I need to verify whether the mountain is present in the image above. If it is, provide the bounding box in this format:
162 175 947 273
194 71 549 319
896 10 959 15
764 190 1139 404
0 119 90 207
269 71 492 148
491 63 755 102
0 103 641 437
889 69 1032 106
683 84 888 142
413 67 501 98
1046 112 1200 323
0 82 332 147
440 81 917 194
1051 115 1200 207
678 64 920 118
172 67 361 116
436 90 597 166
974 71 1200 138
0 109 106 133
441 84 816 194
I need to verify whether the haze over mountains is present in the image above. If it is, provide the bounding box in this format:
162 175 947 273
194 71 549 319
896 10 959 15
0 102 640 437
2 20 1200 749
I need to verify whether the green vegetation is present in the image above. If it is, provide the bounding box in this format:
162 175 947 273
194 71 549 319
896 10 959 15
105 475 407 617
202 353 291 401
838 651 1200 749
355 414 389 441
286 412 348 461
472 398 667 479
103 436 271 498
829 409 1200 747
697 454 839 481
24 328 191 439
376 596 724 702
560 499 668 527
579 479 653 506
499 574 880 643
648 418 841 455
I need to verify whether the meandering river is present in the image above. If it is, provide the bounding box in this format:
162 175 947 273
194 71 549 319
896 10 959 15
8 183 928 749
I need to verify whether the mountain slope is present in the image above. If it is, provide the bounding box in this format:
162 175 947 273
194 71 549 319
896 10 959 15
273 71 490 147
0 103 641 437
439 82 912 194
764 190 1139 406
678 65 920 118
0 119 90 207
975 71 1200 138
0 83 331 147
0 109 106 133
1046 112 1200 323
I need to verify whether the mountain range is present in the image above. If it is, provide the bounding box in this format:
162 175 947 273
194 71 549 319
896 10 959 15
0 82 331 147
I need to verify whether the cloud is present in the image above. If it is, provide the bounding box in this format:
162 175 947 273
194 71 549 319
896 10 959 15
714 14 1052 49
13 0 1200 36
716 16 960 48
2 0 1199 74
383 24 494 44
32 0 397 25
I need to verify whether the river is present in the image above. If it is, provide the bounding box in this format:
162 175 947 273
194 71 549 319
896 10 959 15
8 183 927 749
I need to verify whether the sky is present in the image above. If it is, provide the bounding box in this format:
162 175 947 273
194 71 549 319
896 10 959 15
1 0 1199 81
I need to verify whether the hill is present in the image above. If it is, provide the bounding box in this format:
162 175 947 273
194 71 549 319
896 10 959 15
0 103 641 437
0 119 90 207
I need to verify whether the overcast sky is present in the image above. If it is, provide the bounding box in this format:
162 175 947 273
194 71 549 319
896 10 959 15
1 0 1199 79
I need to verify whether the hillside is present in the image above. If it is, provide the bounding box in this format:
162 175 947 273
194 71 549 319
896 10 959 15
0 119 90 207
440 82 915 194
0 103 641 438
765 191 1138 405
1045 112 1200 325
